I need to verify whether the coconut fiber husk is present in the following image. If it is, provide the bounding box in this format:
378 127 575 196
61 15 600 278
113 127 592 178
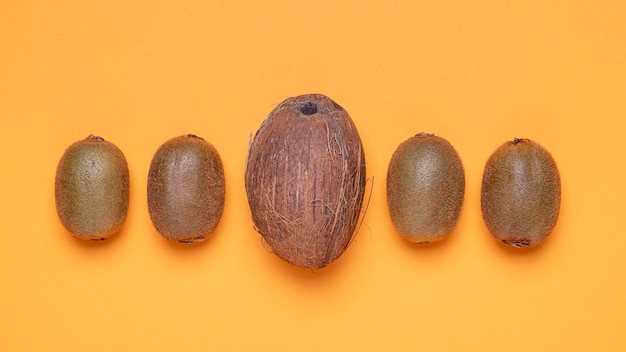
245 94 366 270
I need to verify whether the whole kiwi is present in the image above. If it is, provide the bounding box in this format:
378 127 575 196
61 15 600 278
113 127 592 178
245 94 366 270
386 133 465 243
147 134 225 243
55 135 130 240
481 138 561 248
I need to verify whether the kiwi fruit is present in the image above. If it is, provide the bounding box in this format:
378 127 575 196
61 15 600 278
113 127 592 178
245 94 366 269
386 133 465 243
481 138 561 248
147 134 225 243
55 135 130 240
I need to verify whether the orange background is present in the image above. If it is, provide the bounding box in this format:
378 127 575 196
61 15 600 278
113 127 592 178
2 1 625 351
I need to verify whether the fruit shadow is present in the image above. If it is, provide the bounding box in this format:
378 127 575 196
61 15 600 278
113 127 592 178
483 224 559 258
163 236 215 251
400 236 451 251
397 227 457 257
153 224 222 252
60 223 126 263
66 224 125 249
260 238 357 287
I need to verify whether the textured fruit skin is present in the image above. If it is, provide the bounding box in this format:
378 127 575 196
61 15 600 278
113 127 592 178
147 134 225 243
481 138 561 248
245 94 366 269
55 135 129 240
386 133 465 243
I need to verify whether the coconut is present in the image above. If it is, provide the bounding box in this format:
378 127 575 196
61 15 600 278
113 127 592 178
245 94 366 269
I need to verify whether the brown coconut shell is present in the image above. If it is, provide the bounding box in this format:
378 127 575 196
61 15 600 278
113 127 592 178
245 94 366 269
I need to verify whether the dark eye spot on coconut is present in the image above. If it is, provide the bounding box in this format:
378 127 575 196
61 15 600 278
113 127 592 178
299 102 318 115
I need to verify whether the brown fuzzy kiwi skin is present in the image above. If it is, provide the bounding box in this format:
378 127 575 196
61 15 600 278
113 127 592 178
245 94 366 270
55 135 130 240
147 134 225 243
481 138 561 248
386 133 465 243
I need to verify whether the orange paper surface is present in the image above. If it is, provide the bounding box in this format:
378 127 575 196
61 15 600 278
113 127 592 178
1 1 625 351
